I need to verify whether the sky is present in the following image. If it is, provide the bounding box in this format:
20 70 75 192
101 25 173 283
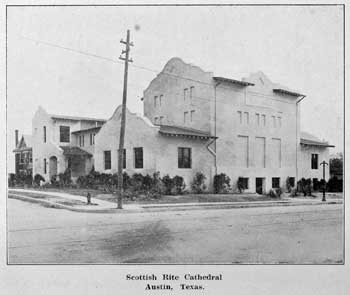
6 5 344 172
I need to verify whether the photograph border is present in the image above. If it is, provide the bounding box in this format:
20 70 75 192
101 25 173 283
5 2 346 266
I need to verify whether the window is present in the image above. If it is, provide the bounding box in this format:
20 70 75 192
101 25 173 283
90 133 93 145
244 112 249 124
238 111 242 124
134 147 143 169
159 95 163 107
311 154 318 169
178 147 192 168
184 88 188 101
154 96 158 107
190 110 195 122
104 151 111 170
272 116 276 127
29 153 32 163
82 135 84 147
20 153 24 164
79 135 84 147
59 126 70 143
43 126 46 143
255 113 260 126
159 116 164 125
93 133 95 145
190 86 195 103
184 112 189 124
272 177 280 188
44 158 47 174
262 114 266 126
278 116 282 128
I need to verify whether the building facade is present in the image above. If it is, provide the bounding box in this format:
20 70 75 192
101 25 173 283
31 106 105 181
13 130 33 175
15 58 334 193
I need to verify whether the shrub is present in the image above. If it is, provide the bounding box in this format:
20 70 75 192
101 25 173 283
290 188 298 197
237 177 247 193
50 175 59 187
8 173 16 187
191 172 207 193
173 175 185 195
285 177 294 193
312 178 320 191
268 188 282 198
213 173 231 193
327 176 343 192
14 172 32 186
162 174 174 195
297 178 311 196
58 168 72 187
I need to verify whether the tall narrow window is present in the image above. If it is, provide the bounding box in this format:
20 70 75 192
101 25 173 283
272 116 276 127
154 96 158 107
59 126 70 143
178 147 192 168
104 151 111 170
244 112 249 124
159 95 163 107
238 111 242 124
262 114 266 126
184 112 189 124
79 135 82 147
184 88 188 101
44 158 47 174
311 154 318 169
92 133 95 145
43 126 46 143
190 86 195 103
190 110 195 122
134 147 143 169
272 177 280 188
255 113 260 126
278 116 282 127
82 135 84 147
90 133 93 145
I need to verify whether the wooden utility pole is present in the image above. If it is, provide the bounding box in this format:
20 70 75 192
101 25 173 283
320 160 328 202
117 30 133 209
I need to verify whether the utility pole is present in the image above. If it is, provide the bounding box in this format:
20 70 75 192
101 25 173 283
117 29 133 209
320 160 328 202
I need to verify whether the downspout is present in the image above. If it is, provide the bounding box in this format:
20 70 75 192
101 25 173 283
296 95 306 183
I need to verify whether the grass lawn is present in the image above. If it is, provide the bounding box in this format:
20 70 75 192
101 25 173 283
19 187 277 204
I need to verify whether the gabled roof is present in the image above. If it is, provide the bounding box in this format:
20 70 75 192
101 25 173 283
50 114 106 122
13 135 33 152
159 125 216 140
273 88 304 97
213 76 255 86
71 126 102 134
60 146 92 157
300 131 334 148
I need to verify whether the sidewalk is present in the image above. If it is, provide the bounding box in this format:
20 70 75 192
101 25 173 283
8 188 141 213
8 188 343 213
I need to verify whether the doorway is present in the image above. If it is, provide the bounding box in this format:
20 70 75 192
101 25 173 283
256 177 265 194
49 156 58 179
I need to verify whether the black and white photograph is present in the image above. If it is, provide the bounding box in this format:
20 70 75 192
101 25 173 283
1 1 348 294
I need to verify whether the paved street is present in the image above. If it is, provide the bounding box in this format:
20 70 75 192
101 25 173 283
8 199 343 264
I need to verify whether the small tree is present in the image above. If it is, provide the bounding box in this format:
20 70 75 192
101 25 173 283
173 175 185 195
34 174 45 187
162 174 174 195
237 177 246 193
191 172 207 193
213 173 231 193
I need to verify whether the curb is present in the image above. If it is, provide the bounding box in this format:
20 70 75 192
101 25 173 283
140 200 343 212
8 193 120 213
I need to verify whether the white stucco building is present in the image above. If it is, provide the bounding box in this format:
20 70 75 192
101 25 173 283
16 58 334 193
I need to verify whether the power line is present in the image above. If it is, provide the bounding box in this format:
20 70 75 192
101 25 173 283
19 34 297 107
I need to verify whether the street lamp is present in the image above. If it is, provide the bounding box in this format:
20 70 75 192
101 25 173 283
320 160 328 202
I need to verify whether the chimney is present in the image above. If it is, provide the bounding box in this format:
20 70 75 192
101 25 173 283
15 130 19 147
